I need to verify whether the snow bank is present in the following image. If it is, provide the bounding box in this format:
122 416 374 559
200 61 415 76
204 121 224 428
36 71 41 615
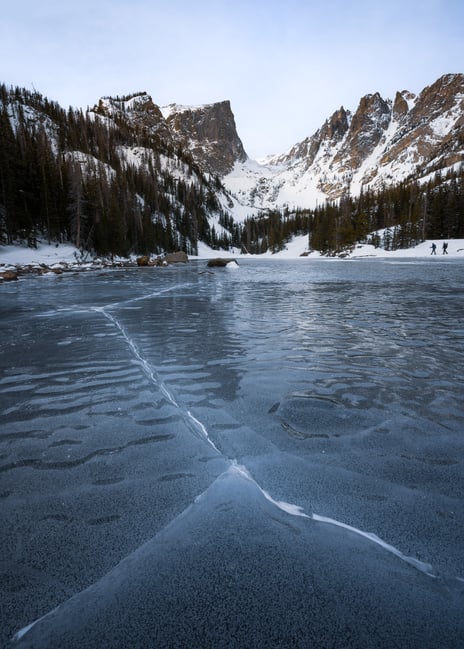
0 242 79 267
194 236 464 260
2 237 464 273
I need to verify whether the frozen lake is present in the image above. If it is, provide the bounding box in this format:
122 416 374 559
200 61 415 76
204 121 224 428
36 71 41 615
1 258 464 648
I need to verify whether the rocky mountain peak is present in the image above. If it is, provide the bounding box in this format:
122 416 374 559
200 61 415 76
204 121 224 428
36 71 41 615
392 90 414 120
90 94 249 175
92 93 168 133
393 91 408 115
332 92 391 171
321 106 350 142
162 100 247 176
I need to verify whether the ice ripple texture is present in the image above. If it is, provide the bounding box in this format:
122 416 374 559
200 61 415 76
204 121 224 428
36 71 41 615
1 259 464 648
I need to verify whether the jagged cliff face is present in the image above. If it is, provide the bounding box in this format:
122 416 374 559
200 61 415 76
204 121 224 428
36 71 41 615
332 92 391 171
93 95 247 176
162 101 247 176
378 75 464 173
230 73 464 208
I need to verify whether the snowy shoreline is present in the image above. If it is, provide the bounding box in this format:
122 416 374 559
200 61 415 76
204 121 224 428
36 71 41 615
1 236 464 280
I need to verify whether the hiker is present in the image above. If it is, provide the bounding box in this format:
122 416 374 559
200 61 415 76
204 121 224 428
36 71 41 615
442 242 448 254
431 243 437 255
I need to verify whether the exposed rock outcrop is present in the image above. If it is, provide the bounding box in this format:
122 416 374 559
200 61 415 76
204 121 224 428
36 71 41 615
207 258 238 267
163 101 248 176
92 94 171 139
333 92 391 172
164 251 188 264
0 269 18 281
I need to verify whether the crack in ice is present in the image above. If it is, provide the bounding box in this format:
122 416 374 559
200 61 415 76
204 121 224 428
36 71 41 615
230 462 437 578
12 462 444 643
310 514 436 577
93 306 220 454
230 463 311 518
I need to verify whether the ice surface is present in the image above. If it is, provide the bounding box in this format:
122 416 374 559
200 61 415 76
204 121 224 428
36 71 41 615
1 259 464 648
8 464 464 649
232 463 436 576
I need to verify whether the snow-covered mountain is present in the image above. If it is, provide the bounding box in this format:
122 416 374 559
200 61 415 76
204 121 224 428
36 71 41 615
223 73 464 213
93 94 247 177
93 73 463 220
1 73 463 257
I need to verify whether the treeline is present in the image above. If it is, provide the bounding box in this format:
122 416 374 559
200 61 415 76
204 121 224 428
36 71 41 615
213 169 464 256
309 170 464 254
0 84 228 256
234 209 308 254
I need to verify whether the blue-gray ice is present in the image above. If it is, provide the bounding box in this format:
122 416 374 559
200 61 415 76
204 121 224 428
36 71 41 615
1 258 464 648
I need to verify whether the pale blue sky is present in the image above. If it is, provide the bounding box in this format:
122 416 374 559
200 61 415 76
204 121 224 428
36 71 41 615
1 0 463 158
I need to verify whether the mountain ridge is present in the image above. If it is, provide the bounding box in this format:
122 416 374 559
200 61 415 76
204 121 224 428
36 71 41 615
86 73 464 211
1 73 463 257
225 73 464 210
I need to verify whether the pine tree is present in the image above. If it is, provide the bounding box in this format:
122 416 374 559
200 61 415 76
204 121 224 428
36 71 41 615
67 162 86 249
